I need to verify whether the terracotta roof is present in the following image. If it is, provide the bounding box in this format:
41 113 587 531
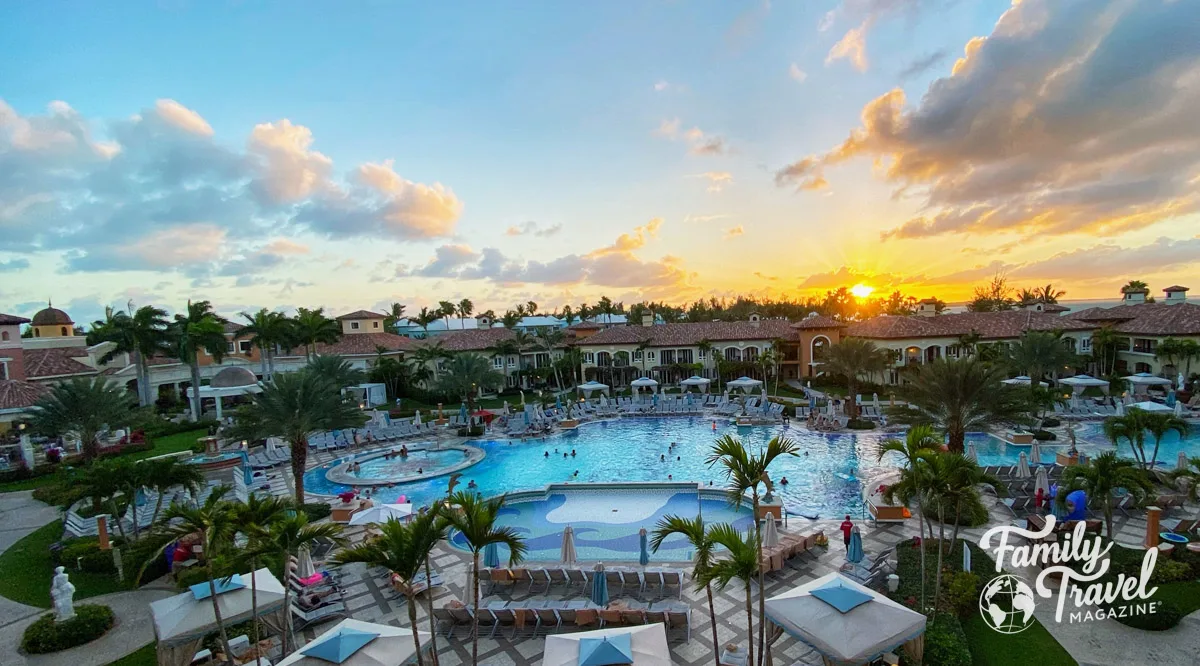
567 321 604 330
1040 303 1070 313
1066 302 1200 336
1163 285 1190 292
792 315 842 330
415 328 522 352
578 320 800 347
0 313 31 326
222 321 246 335
31 307 73 326
918 298 939 304
337 310 386 320
307 332 414 356
845 311 1096 340
23 347 95 378
0 380 48 410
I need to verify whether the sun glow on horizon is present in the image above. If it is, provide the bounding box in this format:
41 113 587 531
850 283 875 299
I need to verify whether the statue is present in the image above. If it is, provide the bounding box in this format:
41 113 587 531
760 471 776 503
51 566 76 622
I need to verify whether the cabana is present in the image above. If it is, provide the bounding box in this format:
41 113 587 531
277 618 432 666
184 367 263 419
726 376 763 393
151 568 287 666
765 572 926 666
348 503 414 525
679 375 711 393
1124 373 1173 395
577 381 610 397
630 377 660 395
1129 400 1173 413
543 624 673 666
1058 374 1110 395
1001 376 1045 387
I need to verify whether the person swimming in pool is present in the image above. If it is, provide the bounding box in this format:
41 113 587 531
668 474 673 480
660 454 666 461
564 452 568 458
571 449 576 457
676 456 680 461
780 477 789 485
467 480 477 490
417 467 423 474
545 451 549 457
573 470 579 477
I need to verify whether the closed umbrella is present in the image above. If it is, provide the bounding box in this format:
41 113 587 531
484 542 500 569
591 563 609 606
763 517 780 548
1034 466 1050 502
962 543 972 572
846 526 864 564
413 410 421 426
1178 452 1190 472
1175 401 1184 417
296 546 317 580
965 442 978 463
502 400 509 416
1030 440 1042 465
1016 452 1031 478
638 528 650 566
1115 401 1125 416
561 525 577 565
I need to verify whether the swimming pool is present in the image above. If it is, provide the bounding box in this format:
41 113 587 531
1075 421 1200 467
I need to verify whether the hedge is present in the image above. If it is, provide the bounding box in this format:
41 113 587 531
302 502 332 522
846 418 876 430
21 604 114 654
1031 429 1057 441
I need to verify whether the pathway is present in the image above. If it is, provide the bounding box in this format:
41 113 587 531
0 491 60 627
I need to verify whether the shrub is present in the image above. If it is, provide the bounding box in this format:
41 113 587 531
945 570 980 617
57 539 117 575
921 614 973 666
1150 559 1192 584
846 418 876 430
0 465 59 485
33 482 84 508
456 426 485 437
1114 599 1182 631
1031 429 1057 441
302 502 332 522
142 418 219 438
1041 417 1061 428
21 604 115 654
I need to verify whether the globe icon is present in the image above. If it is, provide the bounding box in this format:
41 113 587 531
978 574 1037 634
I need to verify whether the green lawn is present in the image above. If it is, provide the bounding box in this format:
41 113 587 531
0 520 131 608
107 643 155 666
962 612 1076 665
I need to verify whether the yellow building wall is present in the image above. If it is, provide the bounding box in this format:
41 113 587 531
32 324 74 338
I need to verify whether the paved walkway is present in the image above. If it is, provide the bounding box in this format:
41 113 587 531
0 491 61 627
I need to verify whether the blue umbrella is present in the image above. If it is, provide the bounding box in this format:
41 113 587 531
484 542 500 568
591 565 609 606
846 526 864 564
556 396 563 411
460 402 468 419
524 410 530 425
638 529 650 566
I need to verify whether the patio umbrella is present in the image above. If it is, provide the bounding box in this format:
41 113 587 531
348 504 414 526
962 543 972 572
413 410 421 426
561 525 577 565
524 410 530 425
638 528 650 566
556 396 563 411
872 393 880 412
965 442 978 463
1175 401 1184 417
502 400 509 416
543 624 672 666
591 563 609 606
484 542 500 569
1178 452 1190 472
276 619 432 666
1016 452 1031 478
1030 440 1042 465
296 546 317 580
763 517 780 548
846 526 864 564
1034 466 1050 502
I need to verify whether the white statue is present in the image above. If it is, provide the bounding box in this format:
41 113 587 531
51 566 76 622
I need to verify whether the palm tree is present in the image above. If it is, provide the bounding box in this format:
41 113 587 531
878 425 940 611
1005 330 1077 384
292 307 341 360
1035 284 1066 304
171 300 229 420
1123 280 1149 292
559 304 576 325
383 302 407 332
414 307 440 337
253 513 345 655
1060 451 1153 538
536 328 566 391
70 458 132 530
437 354 504 417
456 299 474 330
694 523 759 666
334 512 444 665
650 516 721 665
439 491 527 666
238 308 292 377
140 456 205 528
697 340 716 387
306 354 367 389
889 358 1031 453
28 377 135 462
1170 457 1200 501
412 340 452 383
1103 409 1152 468
91 305 170 406
706 434 798 663
235 369 367 501
1143 413 1189 471
233 495 291 651
635 339 653 375
143 486 238 660
821 338 889 418
921 453 1000 611
437 301 456 330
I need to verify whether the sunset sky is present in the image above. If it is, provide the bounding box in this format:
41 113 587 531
2 0 1199 324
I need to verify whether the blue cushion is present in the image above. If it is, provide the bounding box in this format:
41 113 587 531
579 633 634 666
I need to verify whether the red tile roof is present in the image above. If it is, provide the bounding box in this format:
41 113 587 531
792 315 842 330
1163 285 1190 292
567 321 604 330
578 320 800 347
307 332 414 356
1066 302 1200 336
0 380 48 410
337 310 386 320
23 347 96 378
845 311 1096 340
414 328 521 352
0 313 31 326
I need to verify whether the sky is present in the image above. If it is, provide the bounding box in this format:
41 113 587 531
2 0 1199 325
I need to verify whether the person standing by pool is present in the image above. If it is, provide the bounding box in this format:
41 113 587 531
840 515 854 551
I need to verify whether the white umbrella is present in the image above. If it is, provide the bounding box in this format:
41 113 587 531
763 518 780 548
413 410 421 425
296 546 317 580
1179 372 1187 391
1174 401 1184 417
1030 440 1042 465
561 525 578 565
152 569 286 651
872 393 880 411
502 400 509 416
1034 466 1050 500
1016 452 1031 478
348 503 414 526
1115 401 1125 416
965 442 978 463
543 624 672 666
276 618 432 666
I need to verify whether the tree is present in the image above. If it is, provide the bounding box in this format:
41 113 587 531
1060 451 1153 538
1102 409 1150 467
171 300 229 420
232 495 291 651
439 492 527 666
536 328 566 391
1123 280 1148 292
412 340 452 383
456 298 474 329
921 453 1000 612
1035 284 1066 304
697 340 716 388
878 426 941 611
693 523 759 666
889 358 1031 453
140 456 205 529
437 300 457 330
1156 338 1200 380
706 434 798 664
1091 326 1121 376
414 307 440 337
252 513 345 655
965 274 1015 312
370 355 411 400
383 302 407 332
28 377 135 462
306 354 367 389
91 305 170 406
487 337 521 387
1005 330 1078 383
559 304 576 325
821 338 889 418
238 308 293 377
437 354 505 417
292 307 341 360
500 310 522 329
1143 412 1189 471
333 514 443 665
635 339 653 375
1169 457 1200 501
235 369 367 501
650 516 721 665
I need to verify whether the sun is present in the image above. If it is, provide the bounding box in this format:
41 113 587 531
850 283 875 299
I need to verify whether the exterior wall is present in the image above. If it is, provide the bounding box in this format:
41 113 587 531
1114 334 1200 376
31 324 75 338
341 317 386 335
0 323 25 380
853 330 1093 385
579 338 782 384
199 332 263 366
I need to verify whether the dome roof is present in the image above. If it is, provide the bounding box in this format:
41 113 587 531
31 307 73 326
210 366 259 388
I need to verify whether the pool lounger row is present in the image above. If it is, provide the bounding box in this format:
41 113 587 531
481 566 687 599
432 604 691 641
248 446 292 468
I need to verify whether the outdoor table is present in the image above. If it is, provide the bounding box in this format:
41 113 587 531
719 646 749 666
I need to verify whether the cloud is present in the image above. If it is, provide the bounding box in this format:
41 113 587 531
798 266 916 290
788 63 808 83
781 0 1200 240
652 80 687 93
723 225 745 239
0 98 463 274
656 119 729 156
688 171 733 192
897 49 949 79
505 221 563 237
754 271 778 281
826 24 869 71
0 258 29 272
411 244 481 278
587 218 662 257
683 213 729 223
823 1 947 73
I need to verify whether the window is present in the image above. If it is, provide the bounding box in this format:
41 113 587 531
744 347 759 361
677 349 694 364
1135 362 1152 374
1 331 8 341
646 351 656 361
633 350 643 361
226 341 236 353
724 348 741 361
1081 337 1092 351
350 321 360 330
698 349 706 360
60 327 67 336
660 350 676 365
0 361 7 380
372 321 379 328
239 340 253 354
1132 338 1156 354
493 356 504 369
946 345 962 358
584 352 595 364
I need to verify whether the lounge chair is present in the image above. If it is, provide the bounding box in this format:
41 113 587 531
447 607 474 637
547 568 568 590
666 610 691 642
565 568 588 589
621 610 647 625
621 570 643 595
534 608 561 635
291 602 346 629
605 570 624 596
661 569 683 598
598 609 624 628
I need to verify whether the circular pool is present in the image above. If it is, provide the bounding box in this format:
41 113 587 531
184 451 243 471
323 445 483 486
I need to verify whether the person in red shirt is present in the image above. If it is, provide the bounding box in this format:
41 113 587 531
840 515 854 550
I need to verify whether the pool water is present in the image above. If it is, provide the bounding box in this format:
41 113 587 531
349 448 466 481
1075 422 1200 467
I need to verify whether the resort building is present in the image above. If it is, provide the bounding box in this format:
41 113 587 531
411 327 566 388
1065 285 1199 376
395 314 566 337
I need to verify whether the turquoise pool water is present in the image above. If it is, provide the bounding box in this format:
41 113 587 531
1076 422 1200 467
347 448 465 481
